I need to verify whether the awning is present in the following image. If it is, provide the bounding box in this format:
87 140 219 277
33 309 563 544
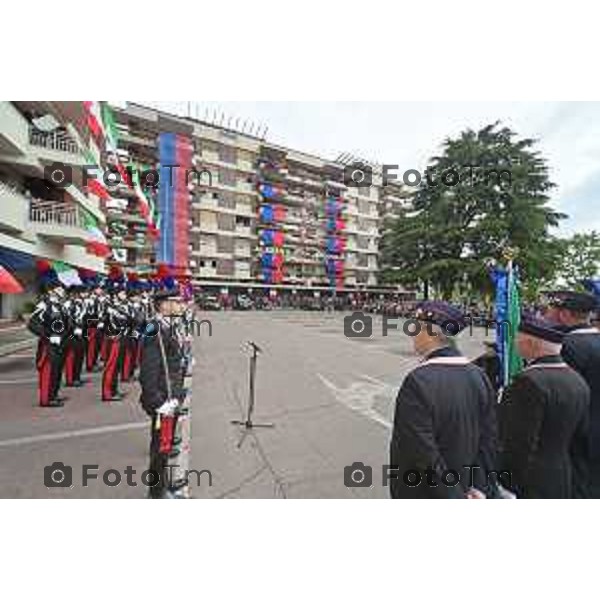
0 246 35 272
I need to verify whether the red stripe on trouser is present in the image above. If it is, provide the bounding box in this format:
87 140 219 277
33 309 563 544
64 345 75 385
159 415 176 454
37 340 52 406
102 338 120 400
121 340 132 381
87 327 97 371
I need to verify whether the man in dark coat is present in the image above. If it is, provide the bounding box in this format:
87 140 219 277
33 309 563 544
543 290 600 497
498 315 590 499
139 290 186 499
389 301 499 499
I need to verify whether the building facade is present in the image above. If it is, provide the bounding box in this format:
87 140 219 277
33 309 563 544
112 102 411 294
0 101 108 316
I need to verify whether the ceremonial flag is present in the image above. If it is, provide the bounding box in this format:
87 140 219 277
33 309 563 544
53 261 82 287
82 211 110 258
493 261 523 390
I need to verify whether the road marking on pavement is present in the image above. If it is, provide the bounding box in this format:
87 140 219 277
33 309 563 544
0 421 147 448
317 373 395 430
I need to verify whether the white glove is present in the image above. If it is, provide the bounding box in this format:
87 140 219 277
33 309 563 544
74 328 83 336
49 336 61 345
157 398 179 416
98 322 105 329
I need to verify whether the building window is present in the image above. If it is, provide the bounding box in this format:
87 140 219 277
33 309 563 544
219 145 237 164
219 169 237 188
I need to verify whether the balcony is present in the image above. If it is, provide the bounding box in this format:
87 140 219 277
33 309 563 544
29 201 93 246
28 126 86 166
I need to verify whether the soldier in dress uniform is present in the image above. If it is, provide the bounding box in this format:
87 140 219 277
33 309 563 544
28 280 68 407
101 287 130 402
84 283 104 373
139 288 187 499
543 291 600 497
498 315 590 499
63 286 87 388
388 301 498 499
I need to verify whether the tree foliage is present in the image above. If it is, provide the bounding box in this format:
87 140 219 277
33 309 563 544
380 122 566 300
556 231 600 289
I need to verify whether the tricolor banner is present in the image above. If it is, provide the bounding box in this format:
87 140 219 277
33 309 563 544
157 133 192 272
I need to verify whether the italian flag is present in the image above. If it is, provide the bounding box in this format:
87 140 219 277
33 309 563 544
53 261 82 287
82 211 110 258
80 153 110 202
84 101 105 142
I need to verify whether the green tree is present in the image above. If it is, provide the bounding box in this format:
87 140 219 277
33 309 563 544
380 122 566 299
556 231 600 289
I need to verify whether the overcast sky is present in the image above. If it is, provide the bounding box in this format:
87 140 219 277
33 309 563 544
146 101 600 236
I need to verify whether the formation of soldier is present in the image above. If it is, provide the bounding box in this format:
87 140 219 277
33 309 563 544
389 290 600 499
28 272 195 499
28 279 154 407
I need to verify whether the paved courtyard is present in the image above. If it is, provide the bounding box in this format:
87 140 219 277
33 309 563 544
0 310 493 498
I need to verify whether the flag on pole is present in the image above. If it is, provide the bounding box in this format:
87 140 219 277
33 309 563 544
492 260 523 390
52 261 82 287
82 211 110 258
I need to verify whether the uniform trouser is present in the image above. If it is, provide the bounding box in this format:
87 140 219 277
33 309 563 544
120 336 135 382
64 336 85 386
149 414 168 499
101 334 109 363
53 343 65 400
36 339 63 406
86 327 98 372
101 336 122 400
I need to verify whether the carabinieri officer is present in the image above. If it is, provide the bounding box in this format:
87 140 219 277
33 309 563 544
498 314 590 499
389 301 498 499
544 291 600 497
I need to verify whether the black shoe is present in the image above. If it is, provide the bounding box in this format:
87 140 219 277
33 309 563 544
42 400 64 407
55 396 69 402
73 380 86 387
102 396 123 402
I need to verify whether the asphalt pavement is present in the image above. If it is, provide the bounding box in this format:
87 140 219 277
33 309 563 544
0 311 492 498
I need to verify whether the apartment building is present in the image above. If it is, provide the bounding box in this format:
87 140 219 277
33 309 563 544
0 101 108 316
111 102 412 292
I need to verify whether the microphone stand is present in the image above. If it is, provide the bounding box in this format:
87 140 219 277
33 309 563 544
231 341 274 447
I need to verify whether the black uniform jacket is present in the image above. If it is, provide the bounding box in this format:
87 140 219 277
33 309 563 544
138 319 185 416
561 326 600 462
389 346 498 499
499 355 590 499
